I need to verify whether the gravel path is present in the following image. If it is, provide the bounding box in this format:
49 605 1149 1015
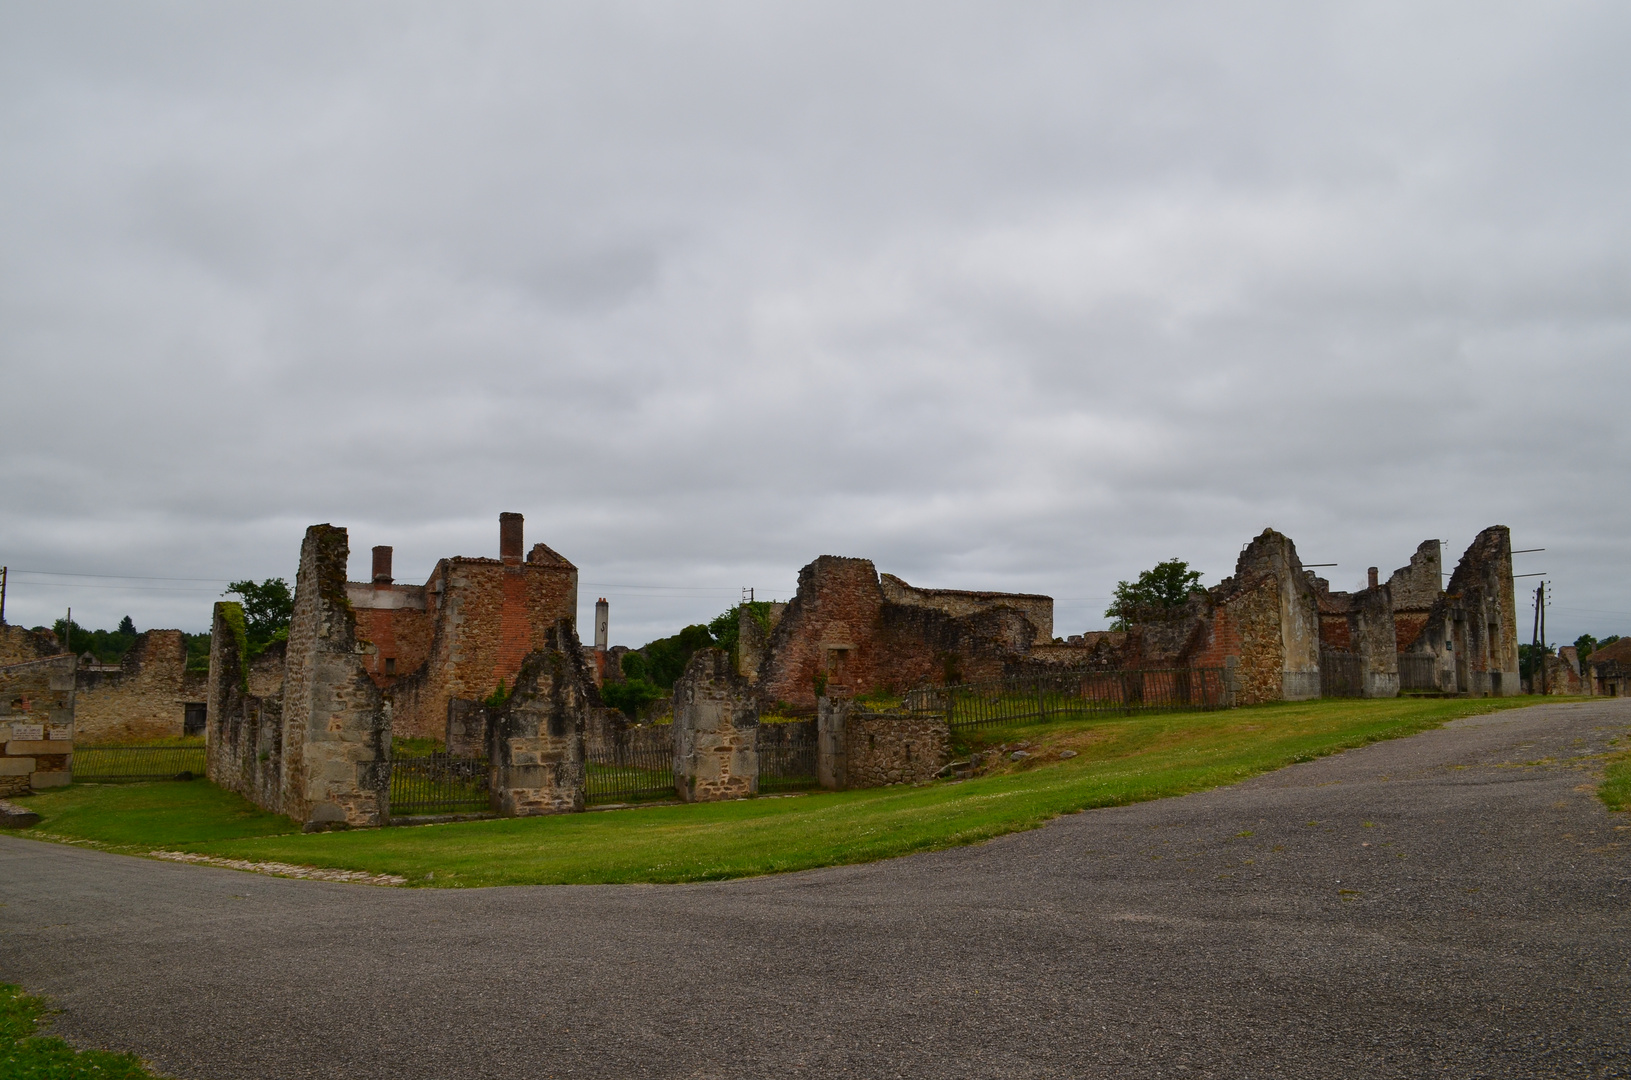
3 699 1628 1079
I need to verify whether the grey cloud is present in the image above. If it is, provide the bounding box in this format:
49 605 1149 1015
1 1 1627 648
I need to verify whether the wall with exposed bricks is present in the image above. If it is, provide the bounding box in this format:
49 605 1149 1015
0 655 76 795
73 630 206 743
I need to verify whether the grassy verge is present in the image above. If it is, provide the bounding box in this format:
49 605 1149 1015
20 696 1543 888
1600 743 1631 813
1 983 169 1079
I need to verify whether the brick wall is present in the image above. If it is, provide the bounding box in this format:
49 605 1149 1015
348 584 433 688
73 630 206 743
0 655 76 795
386 546 578 740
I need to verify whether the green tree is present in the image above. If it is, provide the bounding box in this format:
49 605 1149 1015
225 578 293 651
1105 559 1204 631
117 615 137 636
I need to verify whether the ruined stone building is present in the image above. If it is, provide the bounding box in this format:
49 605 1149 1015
205 515 588 829
1584 637 1631 696
347 513 579 738
746 556 1055 708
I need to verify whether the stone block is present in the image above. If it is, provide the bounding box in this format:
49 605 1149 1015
6 741 62 756
30 771 70 789
0 758 35 776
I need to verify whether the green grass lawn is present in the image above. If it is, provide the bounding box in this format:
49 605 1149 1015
1 983 170 1079
18 696 1571 888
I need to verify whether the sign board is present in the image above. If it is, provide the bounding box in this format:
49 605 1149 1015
10 723 44 741
47 724 72 740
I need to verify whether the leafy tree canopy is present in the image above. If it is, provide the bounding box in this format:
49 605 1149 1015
1105 559 1205 631
50 618 138 664
225 578 293 650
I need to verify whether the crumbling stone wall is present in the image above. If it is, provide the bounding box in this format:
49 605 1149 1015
1536 648 1584 695
204 602 285 813
816 697 947 790
0 655 76 795
72 630 206 743
208 525 390 829
674 648 758 801
1387 540 1443 651
1312 578 1399 698
1586 638 1631 697
879 575 1053 640
1406 527 1520 696
756 557 1042 708
0 625 61 667
487 621 592 815
736 602 787 683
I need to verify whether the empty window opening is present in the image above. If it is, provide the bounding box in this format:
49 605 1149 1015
385 657 397 676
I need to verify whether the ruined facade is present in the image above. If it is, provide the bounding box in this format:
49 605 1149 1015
486 622 593 816
73 630 208 743
1402 526 1520 697
753 556 1051 708
351 514 580 739
1585 638 1631 697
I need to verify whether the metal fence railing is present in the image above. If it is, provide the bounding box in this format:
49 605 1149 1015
73 745 206 781
756 721 818 793
387 753 490 816
905 668 1229 733
585 725 674 804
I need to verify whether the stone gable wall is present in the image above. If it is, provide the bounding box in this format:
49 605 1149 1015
1407 526 1519 696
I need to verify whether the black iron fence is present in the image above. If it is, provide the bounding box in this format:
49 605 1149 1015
74 745 206 781
757 721 818 792
387 753 490 816
585 725 674 804
905 668 1229 733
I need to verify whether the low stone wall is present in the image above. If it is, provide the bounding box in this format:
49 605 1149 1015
0 655 76 795
817 698 948 790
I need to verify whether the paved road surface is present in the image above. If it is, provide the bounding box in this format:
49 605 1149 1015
3 699 1629 1079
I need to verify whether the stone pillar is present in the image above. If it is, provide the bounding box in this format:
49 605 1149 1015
279 524 392 831
817 695 849 790
488 620 588 815
673 648 758 802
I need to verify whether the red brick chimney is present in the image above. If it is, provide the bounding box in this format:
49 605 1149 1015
500 513 524 566
372 546 393 586
1367 566 1379 589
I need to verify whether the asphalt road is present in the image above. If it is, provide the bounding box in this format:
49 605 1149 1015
3 699 1629 1079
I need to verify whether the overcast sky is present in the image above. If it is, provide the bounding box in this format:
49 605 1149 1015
2 2 1626 648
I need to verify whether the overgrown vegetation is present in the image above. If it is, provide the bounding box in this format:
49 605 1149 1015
0 983 169 1079
48 617 138 664
21 696 1542 888
224 577 293 655
1105 559 1205 630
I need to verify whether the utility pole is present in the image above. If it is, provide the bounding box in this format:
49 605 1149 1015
1539 581 1548 696
0 565 7 625
1532 584 1542 695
